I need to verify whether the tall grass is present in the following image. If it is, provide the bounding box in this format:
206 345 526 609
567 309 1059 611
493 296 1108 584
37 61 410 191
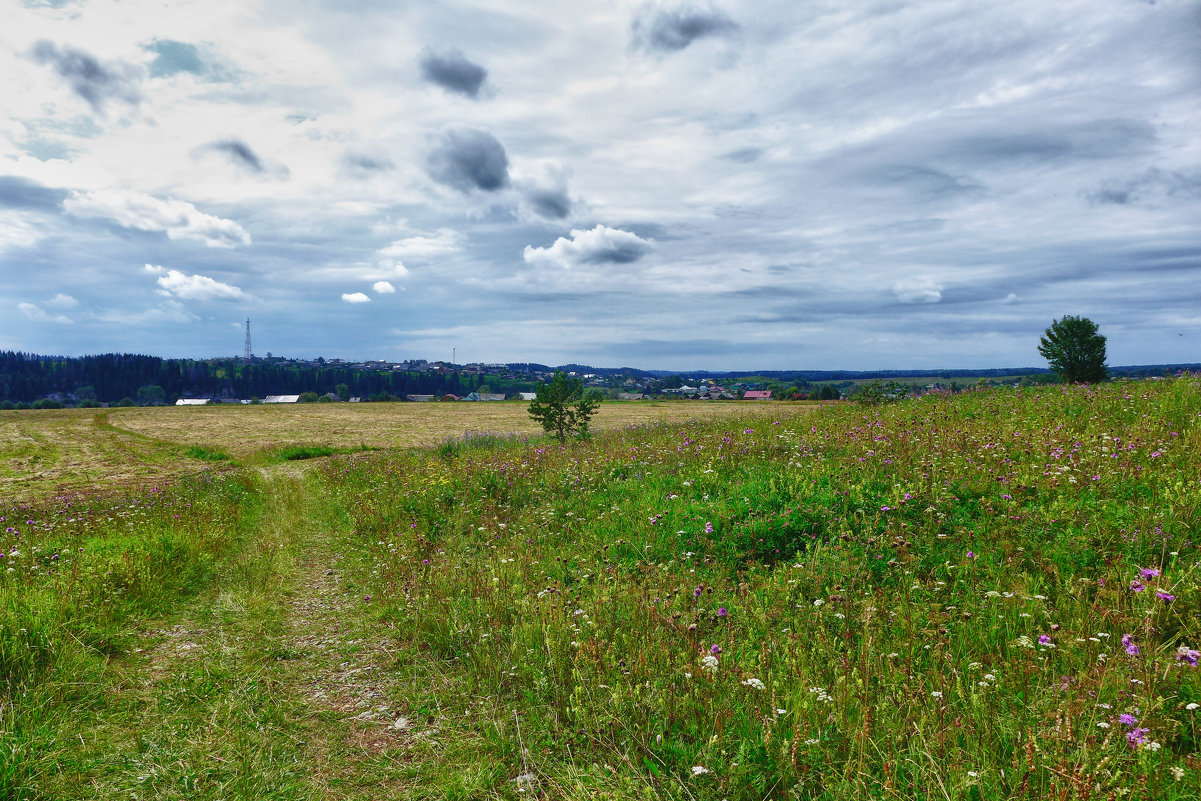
321 378 1201 798
0 472 263 797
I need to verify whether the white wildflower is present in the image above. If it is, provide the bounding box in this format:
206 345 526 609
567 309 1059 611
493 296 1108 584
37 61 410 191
1186 703 1199 711
742 678 765 691
691 766 710 776
701 655 719 675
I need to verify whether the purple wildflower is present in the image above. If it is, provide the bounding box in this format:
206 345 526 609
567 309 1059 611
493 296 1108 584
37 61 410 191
1122 634 1140 656
717 607 728 617
1176 647 1200 666
704 521 713 534
1118 713 1139 727
1038 634 1053 645
709 644 722 655
1156 591 1175 602
1129 580 1145 593
1140 567 1161 580
1126 728 1149 748
693 585 704 599
966 550 975 559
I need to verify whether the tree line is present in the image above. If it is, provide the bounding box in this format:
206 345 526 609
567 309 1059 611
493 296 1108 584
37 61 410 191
0 352 492 405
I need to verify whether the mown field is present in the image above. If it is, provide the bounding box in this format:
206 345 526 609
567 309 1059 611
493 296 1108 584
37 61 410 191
0 400 787 501
2 382 1199 799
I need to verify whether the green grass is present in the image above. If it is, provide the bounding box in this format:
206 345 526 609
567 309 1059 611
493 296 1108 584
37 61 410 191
4 378 1200 798
184 445 232 461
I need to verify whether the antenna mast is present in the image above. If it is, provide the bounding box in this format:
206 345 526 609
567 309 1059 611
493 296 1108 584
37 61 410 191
243 318 253 362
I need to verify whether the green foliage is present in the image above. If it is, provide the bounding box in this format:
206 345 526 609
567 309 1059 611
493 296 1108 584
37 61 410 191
277 445 334 461
849 378 907 405
527 370 601 442
297 391 320 403
135 384 166 406
113 397 135 407
31 399 63 410
1039 315 1108 384
185 445 231 461
335 383 350 401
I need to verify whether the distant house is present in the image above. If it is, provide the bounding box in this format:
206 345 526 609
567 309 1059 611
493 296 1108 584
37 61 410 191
349 397 362 403
405 394 436 402
263 394 301 404
618 392 648 401
743 390 773 400
518 392 538 401
175 398 210 406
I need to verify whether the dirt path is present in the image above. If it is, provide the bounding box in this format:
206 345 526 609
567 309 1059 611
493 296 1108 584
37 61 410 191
33 467 429 799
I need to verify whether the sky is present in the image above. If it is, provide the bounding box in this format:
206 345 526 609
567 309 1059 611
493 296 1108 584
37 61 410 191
2 0 1199 371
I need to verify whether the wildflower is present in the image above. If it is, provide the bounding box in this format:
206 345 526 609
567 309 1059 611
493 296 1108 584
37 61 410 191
742 678 765 690
1129 580 1145 593
1126 728 1149 748
1171 766 1185 781
691 766 709 776
1118 713 1139 727
1097 722 1110 729
931 691 943 699
1122 634 1140 656
704 521 713 534
1038 634 1053 646
1140 567 1161 580
1176 646 1200 666
700 655 719 675
1156 591 1175 602
717 607 728 617
709 644 722 655
1187 703 1200 711
966 550 975 559
1144 740 1162 752
803 738 819 745
693 585 703 599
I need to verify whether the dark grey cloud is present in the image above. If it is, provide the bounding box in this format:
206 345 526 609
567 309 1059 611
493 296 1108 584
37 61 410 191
524 186 572 219
871 165 985 201
343 153 394 173
418 49 488 98
205 139 268 173
29 40 145 113
722 147 762 163
940 119 1156 166
1089 168 1201 206
0 176 68 211
632 5 738 53
426 127 510 192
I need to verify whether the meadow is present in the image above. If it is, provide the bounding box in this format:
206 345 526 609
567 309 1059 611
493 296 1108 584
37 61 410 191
1 382 1198 799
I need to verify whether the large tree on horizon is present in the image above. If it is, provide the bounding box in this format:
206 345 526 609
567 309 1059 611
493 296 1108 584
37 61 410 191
1038 315 1108 384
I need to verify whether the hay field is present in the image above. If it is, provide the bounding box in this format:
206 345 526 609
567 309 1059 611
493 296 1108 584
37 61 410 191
1 400 806 502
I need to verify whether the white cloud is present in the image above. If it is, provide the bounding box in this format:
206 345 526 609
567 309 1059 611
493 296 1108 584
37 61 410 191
342 292 370 303
372 280 396 294
46 293 78 308
893 277 943 304
145 264 245 300
378 229 463 261
64 190 251 248
523 225 654 270
18 302 72 324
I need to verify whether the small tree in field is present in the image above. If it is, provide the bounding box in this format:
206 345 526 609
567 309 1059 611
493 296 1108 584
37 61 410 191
528 370 600 443
1038 315 1108 384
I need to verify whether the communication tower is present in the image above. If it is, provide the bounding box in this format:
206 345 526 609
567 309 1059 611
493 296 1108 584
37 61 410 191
243 318 253 362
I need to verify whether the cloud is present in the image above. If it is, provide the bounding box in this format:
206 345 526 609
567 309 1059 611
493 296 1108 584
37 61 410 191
46 293 78 308
893 277 943 304
145 264 246 301
342 292 370 303
523 225 654 269
197 140 290 178
29 40 145 113
343 152 394 174
378 228 462 260
419 49 488 98
0 176 69 211
426 127 510 192
372 280 395 294
524 185 573 219
17 302 72 324
632 5 738 53
209 139 264 172
63 190 251 248
1089 168 1201 207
